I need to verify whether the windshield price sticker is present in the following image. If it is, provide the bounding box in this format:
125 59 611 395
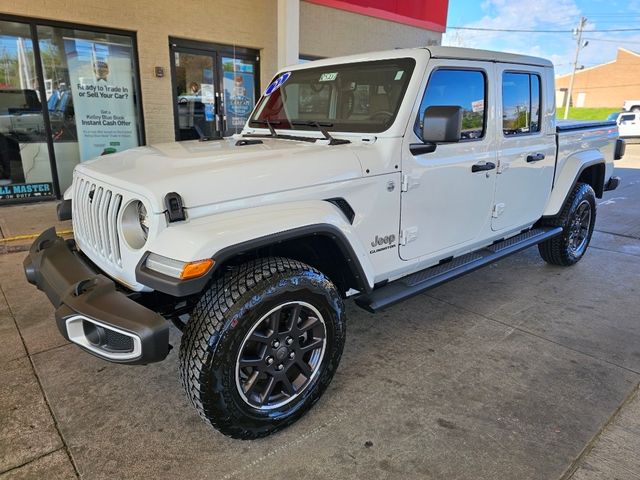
319 72 338 82
265 72 291 96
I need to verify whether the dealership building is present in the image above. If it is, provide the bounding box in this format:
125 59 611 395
555 48 640 109
0 0 447 204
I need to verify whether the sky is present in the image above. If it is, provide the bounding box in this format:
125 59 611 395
443 0 640 75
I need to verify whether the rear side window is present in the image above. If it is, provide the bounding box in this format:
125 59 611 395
502 72 542 136
415 69 486 140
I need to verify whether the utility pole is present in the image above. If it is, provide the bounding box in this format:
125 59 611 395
564 16 588 120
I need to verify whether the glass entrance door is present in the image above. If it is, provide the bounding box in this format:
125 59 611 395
172 48 220 141
171 40 259 141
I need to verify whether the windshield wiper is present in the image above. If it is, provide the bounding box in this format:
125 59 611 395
244 120 318 143
291 121 350 146
251 119 281 137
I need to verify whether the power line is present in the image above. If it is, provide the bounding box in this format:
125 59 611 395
583 13 640 17
583 37 640 45
448 26 640 33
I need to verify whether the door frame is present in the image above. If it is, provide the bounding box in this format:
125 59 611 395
169 44 221 140
168 38 260 140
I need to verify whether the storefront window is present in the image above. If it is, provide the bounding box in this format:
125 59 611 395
0 20 55 201
37 25 142 193
0 16 142 204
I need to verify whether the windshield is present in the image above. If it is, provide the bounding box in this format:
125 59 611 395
606 112 621 121
249 58 416 133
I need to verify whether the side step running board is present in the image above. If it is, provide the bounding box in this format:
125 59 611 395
355 226 562 313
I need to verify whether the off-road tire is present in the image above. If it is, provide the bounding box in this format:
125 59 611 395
179 257 346 439
538 182 596 266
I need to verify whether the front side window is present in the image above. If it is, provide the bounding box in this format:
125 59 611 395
250 58 415 133
502 72 542 136
414 69 486 141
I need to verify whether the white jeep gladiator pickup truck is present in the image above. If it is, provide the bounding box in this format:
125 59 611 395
24 46 625 439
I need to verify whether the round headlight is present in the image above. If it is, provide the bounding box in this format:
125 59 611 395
121 200 149 250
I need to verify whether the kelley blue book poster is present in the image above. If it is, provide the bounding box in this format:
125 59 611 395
222 57 255 132
64 38 139 162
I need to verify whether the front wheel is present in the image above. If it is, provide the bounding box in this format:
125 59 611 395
179 257 346 439
538 182 596 266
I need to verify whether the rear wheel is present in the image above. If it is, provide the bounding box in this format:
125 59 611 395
538 182 596 266
179 257 346 439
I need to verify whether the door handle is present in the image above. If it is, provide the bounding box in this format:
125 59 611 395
471 161 496 173
526 153 545 162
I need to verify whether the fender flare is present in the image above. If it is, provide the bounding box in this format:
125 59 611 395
211 223 370 291
135 202 373 297
543 152 605 217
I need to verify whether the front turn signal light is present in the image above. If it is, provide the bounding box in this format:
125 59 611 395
180 259 215 280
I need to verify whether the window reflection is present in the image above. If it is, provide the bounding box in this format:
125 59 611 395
502 72 542 136
0 20 54 200
416 69 486 140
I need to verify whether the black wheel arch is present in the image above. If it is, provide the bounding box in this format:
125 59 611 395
210 224 371 296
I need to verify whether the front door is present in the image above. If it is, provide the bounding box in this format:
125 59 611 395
492 66 556 231
171 47 220 141
400 62 497 261
170 40 259 141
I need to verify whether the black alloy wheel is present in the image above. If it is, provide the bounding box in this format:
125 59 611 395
236 301 326 410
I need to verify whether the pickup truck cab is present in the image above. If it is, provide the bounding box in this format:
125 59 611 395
617 111 640 138
24 46 624 439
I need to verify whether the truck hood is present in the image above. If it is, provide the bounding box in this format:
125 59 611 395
74 137 364 212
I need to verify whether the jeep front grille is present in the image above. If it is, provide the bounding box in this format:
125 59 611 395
73 177 123 267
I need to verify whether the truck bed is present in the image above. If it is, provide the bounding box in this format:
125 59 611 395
556 120 616 132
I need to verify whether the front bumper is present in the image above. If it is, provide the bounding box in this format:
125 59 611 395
23 228 169 364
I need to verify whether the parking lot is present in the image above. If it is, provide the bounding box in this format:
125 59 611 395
1 146 640 480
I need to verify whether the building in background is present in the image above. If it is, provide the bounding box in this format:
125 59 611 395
555 48 640 110
0 0 447 204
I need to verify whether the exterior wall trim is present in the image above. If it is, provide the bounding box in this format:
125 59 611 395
303 0 447 32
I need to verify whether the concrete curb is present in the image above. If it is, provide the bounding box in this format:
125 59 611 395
0 243 31 255
0 232 74 255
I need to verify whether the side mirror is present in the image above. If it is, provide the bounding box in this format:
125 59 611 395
422 105 463 143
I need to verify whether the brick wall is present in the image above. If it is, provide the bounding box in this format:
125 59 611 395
555 48 640 109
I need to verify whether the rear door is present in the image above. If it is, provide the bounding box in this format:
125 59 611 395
491 65 556 231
